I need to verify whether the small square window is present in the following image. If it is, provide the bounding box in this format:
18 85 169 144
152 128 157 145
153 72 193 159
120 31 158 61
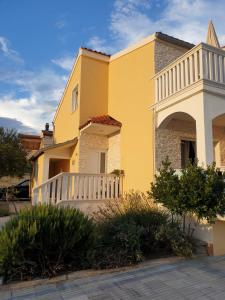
72 86 78 112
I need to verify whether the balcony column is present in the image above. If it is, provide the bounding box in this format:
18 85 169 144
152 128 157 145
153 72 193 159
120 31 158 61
196 115 214 167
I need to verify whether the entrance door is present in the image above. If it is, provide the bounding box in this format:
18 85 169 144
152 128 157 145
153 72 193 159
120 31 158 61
181 140 196 168
85 150 107 174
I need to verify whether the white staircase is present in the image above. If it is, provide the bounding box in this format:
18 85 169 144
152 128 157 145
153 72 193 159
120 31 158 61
32 172 123 205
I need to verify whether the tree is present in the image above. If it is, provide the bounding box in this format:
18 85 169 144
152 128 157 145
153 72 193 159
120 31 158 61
0 127 30 178
149 159 225 227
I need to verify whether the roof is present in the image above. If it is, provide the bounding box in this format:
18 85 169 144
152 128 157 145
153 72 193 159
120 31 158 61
19 134 41 153
28 138 78 161
81 33 194 60
206 20 220 48
81 47 111 57
79 115 122 130
155 32 195 49
18 134 41 140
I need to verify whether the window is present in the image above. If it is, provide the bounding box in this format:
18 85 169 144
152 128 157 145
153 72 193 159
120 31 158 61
100 152 106 173
72 86 78 112
34 161 38 178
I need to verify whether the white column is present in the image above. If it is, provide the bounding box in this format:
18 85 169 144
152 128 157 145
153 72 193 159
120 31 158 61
196 117 214 167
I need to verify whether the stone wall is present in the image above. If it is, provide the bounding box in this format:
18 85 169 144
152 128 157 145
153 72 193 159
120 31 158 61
78 132 121 173
107 133 121 173
78 133 108 173
154 40 188 73
156 127 195 170
156 119 225 170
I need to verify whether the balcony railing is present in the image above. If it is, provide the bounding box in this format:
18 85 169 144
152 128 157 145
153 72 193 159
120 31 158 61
155 43 225 102
32 172 123 205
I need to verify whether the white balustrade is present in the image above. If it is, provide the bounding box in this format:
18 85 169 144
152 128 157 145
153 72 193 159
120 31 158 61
155 43 225 102
32 172 123 205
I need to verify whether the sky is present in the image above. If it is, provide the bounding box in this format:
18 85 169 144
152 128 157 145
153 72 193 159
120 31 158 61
1 0 225 134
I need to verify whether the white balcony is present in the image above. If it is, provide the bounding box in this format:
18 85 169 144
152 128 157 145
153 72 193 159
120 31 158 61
155 43 225 104
32 172 123 206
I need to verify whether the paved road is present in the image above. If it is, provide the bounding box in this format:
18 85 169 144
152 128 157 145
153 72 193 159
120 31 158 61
1 256 225 299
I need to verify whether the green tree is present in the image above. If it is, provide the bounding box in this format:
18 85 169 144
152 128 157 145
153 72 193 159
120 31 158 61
149 159 225 226
149 159 181 216
0 127 30 178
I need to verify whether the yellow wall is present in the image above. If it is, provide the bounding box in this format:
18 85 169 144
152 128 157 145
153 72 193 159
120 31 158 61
54 56 81 143
79 55 108 125
108 42 155 192
54 54 109 144
36 154 44 187
213 221 225 255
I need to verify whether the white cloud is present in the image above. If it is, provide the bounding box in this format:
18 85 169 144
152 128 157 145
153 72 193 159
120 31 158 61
88 36 114 54
0 34 70 132
88 0 225 53
0 34 71 133
0 36 23 64
110 0 153 48
0 65 67 132
0 94 50 130
52 56 74 71
0 69 66 131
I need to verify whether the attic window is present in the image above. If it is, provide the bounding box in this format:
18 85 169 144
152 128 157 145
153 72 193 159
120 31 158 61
72 85 78 112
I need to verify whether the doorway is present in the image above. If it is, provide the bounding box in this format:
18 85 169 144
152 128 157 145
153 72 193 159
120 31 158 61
48 159 70 179
84 150 107 174
181 140 196 168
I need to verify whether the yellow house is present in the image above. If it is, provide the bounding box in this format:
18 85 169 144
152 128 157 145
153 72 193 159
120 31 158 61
30 22 225 255
30 32 194 193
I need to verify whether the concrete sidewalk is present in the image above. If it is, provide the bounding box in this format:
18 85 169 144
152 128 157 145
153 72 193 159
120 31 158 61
1 256 225 299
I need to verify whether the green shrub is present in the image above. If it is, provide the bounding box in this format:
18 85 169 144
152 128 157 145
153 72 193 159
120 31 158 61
0 205 95 283
150 159 225 223
92 192 193 269
91 218 143 269
156 223 194 257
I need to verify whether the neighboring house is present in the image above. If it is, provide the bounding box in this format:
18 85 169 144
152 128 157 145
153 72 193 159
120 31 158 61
30 22 225 255
0 133 41 188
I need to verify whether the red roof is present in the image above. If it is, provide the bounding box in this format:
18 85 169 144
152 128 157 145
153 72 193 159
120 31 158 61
79 115 122 130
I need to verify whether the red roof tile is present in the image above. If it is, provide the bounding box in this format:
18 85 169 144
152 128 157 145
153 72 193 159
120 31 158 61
79 115 122 130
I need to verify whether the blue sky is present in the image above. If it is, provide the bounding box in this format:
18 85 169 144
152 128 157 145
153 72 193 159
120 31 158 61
1 0 225 133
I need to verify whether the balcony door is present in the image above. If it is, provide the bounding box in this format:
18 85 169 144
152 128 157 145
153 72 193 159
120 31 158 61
85 150 107 174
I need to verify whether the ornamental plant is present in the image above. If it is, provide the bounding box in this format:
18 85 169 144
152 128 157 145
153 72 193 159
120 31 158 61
0 205 95 283
150 159 225 225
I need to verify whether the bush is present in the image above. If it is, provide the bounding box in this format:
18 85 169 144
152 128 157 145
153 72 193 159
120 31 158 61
150 159 225 223
92 218 143 269
92 192 193 269
156 223 194 257
0 205 95 283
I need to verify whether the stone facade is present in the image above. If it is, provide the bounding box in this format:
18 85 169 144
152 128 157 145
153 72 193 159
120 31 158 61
107 133 121 173
154 40 188 73
156 118 225 170
78 133 108 173
156 127 195 170
78 132 121 173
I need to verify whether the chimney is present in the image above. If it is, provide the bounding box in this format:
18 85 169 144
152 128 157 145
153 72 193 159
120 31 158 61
45 123 49 131
40 123 53 148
